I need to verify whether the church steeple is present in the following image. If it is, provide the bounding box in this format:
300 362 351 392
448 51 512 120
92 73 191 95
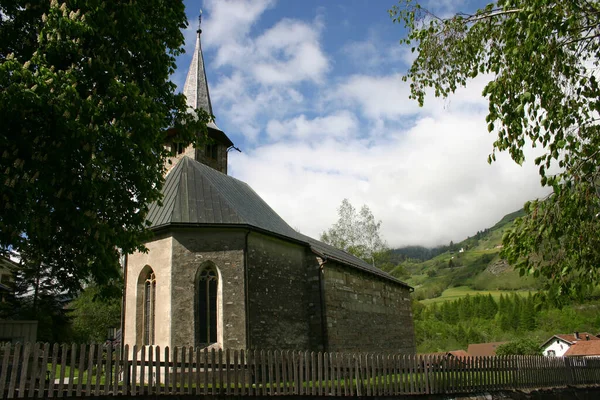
172 11 234 175
183 12 215 122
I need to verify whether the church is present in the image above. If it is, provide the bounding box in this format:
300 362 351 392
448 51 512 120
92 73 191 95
122 23 415 354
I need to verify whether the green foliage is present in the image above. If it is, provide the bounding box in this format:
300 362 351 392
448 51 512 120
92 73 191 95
391 0 600 298
321 199 388 267
70 285 121 343
0 1 209 290
9 257 73 343
496 339 542 356
414 288 600 353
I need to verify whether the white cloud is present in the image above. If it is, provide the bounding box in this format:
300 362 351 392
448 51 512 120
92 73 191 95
333 73 491 123
196 3 329 140
266 111 358 140
230 107 549 248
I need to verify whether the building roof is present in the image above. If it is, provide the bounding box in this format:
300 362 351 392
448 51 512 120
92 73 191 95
564 340 600 357
148 157 411 288
467 342 508 357
182 21 233 147
540 332 599 348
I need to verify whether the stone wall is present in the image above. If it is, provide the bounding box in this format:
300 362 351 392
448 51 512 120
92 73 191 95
124 232 173 351
170 228 246 350
322 261 415 354
246 233 323 351
195 141 228 174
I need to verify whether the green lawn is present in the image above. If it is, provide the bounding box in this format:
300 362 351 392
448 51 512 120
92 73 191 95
420 286 531 305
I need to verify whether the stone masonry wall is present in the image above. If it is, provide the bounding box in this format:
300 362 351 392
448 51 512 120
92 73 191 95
323 261 415 354
246 233 323 351
170 228 246 350
124 232 173 351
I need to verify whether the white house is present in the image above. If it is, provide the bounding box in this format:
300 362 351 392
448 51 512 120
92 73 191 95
541 332 599 357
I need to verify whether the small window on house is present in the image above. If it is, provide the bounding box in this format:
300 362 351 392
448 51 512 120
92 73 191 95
547 350 556 357
205 144 218 160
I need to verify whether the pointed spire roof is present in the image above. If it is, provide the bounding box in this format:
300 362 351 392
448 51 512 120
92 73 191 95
183 12 231 143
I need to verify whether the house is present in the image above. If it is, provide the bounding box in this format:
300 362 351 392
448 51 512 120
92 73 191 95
467 342 508 356
541 332 599 357
563 340 600 357
121 21 416 355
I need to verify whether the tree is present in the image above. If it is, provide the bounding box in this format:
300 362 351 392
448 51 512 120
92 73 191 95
11 256 74 343
0 1 209 290
390 0 600 298
321 199 388 267
496 339 542 356
70 285 121 343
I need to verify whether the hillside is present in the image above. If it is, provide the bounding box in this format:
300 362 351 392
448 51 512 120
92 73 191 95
389 208 544 302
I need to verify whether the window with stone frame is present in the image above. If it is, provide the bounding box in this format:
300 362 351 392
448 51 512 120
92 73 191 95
196 265 218 345
143 269 156 345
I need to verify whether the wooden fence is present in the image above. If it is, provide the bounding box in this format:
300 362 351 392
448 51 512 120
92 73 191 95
1 343 600 398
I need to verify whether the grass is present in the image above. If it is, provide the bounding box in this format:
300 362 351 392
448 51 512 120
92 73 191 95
420 286 532 305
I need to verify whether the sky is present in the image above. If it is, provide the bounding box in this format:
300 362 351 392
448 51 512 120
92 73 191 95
173 0 550 248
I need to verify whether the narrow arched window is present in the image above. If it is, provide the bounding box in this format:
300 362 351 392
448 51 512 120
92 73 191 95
143 270 156 345
196 267 218 345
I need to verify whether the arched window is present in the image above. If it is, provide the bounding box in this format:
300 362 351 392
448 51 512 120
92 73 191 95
143 269 156 345
196 266 218 345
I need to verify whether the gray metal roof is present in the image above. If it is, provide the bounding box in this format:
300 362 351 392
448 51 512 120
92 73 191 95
147 157 411 288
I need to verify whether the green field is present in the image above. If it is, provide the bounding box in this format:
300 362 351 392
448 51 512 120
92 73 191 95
419 286 532 305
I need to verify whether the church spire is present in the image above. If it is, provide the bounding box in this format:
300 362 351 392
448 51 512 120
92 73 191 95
183 10 214 118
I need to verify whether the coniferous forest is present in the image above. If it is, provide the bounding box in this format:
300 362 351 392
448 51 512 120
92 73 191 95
413 292 600 353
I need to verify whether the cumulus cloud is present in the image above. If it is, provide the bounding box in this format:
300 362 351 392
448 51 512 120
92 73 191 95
177 2 548 247
231 110 548 247
266 111 358 140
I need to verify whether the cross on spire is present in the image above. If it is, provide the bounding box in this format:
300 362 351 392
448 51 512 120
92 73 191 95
197 9 202 34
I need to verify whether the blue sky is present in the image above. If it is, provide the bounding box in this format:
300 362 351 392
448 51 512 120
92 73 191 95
172 0 549 247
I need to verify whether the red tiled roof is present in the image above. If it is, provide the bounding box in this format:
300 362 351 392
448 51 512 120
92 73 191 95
467 342 508 357
564 340 600 356
541 333 599 348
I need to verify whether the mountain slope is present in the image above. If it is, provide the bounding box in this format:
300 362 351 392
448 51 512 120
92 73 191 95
389 208 544 301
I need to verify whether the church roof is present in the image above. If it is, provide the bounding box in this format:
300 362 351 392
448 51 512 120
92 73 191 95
147 157 410 288
183 23 233 147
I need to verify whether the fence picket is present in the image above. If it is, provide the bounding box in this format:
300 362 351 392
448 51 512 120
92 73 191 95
154 346 161 395
179 347 185 394
225 349 231 396
202 348 208 395
25 343 39 398
188 347 194 395
123 345 130 396
248 350 254 397
138 346 145 395
196 348 201 395
162 346 168 396
210 349 216 396
147 346 154 395
7 343 21 399
95 345 104 397
342 354 348 396
217 349 223 395
240 350 246 396
267 350 273 396
0 343 10 397
274 350 281 395
65 343 76 397
73 344 84 397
